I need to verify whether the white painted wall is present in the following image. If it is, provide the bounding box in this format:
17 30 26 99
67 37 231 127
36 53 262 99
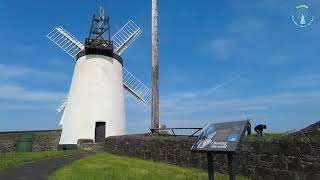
59 54 125 145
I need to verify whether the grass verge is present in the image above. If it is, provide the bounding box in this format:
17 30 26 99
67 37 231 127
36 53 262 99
244 132 290 140
50 152 250 180
0 150 83 171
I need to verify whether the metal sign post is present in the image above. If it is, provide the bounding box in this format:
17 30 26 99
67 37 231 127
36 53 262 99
227 153 235 180
207 153 214 180
191 120 249 180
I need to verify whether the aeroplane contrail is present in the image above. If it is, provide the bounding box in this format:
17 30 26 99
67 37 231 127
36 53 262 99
209 73 243 92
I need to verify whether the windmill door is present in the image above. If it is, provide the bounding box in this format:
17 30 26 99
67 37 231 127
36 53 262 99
95 122 106 142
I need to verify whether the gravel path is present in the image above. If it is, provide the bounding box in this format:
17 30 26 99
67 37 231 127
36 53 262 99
0 153 92 180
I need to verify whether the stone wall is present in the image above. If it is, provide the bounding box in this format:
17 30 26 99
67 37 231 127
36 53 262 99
32 130 62 151
80 121 320 180
1 122 319 179
0 130 61 152
0 132 20 152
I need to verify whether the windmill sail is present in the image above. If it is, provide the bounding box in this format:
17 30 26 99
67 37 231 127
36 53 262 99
56 96 68 113
123 67 151 105
112 20 142 55
47 26 84 59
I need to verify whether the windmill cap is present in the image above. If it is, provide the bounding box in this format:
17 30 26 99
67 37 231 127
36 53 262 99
76 46 123 66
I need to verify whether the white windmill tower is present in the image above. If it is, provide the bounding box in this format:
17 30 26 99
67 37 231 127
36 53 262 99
47 7 151 149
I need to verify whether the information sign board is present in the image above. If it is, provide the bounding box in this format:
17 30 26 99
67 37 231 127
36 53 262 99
191 120 248 153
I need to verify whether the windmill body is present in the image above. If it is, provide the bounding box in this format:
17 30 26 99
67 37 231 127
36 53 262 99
59 53 125 146
47 7 151 150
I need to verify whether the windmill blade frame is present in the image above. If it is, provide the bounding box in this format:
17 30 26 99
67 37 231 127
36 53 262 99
47 26 84 59
123 67 151 105
56 96 68 113
112 20 142 55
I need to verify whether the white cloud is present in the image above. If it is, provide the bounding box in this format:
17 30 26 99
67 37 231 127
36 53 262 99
0 85 65 102
204 17 296 65
227 18 266 36
0 64 68 81
0 64 30 79
159 74 242 113
124 70 320 132
0 103 55 110
0 64 68 110
161 113 266 128
207 38 237 60
205 18 267 60
159 87 320 116
287 73 320 88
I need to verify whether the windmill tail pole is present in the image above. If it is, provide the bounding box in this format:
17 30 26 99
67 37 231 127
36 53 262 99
151 0 159 131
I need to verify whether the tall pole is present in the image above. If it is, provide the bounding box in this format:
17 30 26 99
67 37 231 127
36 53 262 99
151 0 159 130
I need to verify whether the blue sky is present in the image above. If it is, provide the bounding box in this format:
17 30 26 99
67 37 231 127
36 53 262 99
0 0 319 133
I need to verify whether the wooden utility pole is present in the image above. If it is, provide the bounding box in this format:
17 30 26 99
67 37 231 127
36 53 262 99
151 0 159 130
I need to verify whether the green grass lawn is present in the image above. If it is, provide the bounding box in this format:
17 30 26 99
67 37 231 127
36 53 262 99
50 153 250 180
0 150 82 171
244 132 290 140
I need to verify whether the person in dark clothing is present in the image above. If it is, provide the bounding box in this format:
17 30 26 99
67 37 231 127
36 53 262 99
254 124 266 136
246 119 252 135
